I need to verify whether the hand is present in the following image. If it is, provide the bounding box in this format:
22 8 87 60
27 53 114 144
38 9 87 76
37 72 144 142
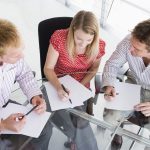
31 96 46 114
104 86 116 101
134 102 150 117
57 87 69 102
2 113 26 132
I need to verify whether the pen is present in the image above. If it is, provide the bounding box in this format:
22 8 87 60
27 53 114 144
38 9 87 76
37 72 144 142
61 84 72 104
18 105 38 120
104 93 119 97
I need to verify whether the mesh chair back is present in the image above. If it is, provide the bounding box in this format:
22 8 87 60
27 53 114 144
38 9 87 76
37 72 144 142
38 17 73 79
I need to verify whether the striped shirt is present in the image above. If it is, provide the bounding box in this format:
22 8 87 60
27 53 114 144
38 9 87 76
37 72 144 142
102 34 150 90
0 58 42 107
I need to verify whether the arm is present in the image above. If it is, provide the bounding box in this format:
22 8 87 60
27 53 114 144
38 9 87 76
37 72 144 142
102 36 130 99
44 44 69 101
80 58 101 86
15 58 42 101
135 102 150 117
15 59 46 113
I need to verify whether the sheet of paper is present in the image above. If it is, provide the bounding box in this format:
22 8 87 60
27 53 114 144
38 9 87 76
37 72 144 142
101 82 141 110
44 75 94 111
0 103 50 138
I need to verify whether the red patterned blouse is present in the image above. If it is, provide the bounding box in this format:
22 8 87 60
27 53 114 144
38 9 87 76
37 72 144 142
50 29 105 87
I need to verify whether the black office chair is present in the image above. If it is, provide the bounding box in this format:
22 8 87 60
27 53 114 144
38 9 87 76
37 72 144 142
38 17 73 79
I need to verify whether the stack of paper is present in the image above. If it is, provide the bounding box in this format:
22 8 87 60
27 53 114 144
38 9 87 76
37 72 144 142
0 103 50 138
44 75 94 111
100 82 141 110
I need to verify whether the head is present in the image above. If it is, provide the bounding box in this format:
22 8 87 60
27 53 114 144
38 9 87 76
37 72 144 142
0 19 23 64
67 10 100 60
130 19 150 58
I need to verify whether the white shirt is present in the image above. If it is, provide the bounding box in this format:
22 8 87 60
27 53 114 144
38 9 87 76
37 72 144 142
0 58 42 107
102 35 150 90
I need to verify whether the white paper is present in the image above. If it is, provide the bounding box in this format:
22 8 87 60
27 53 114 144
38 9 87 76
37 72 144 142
102 82 141 110
0 103 50 138
44 75 94 111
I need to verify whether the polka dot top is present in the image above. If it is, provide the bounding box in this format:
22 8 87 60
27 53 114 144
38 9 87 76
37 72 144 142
50 29 105 87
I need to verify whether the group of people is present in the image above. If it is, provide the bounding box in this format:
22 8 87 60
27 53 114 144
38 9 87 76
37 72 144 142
0 9 150 150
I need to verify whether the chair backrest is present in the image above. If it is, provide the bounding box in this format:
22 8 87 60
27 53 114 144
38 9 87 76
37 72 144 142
38 17 73 79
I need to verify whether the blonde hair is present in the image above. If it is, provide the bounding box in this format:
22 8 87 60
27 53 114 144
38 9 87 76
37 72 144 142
0 19 21 56
67 10 100 61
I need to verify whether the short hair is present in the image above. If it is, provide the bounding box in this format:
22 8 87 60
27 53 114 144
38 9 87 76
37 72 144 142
0 19 21 56
132 19 150 51
67 10 100 60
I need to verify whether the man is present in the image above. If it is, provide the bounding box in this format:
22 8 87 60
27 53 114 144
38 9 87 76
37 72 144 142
102 19 150 149
0 19 52 149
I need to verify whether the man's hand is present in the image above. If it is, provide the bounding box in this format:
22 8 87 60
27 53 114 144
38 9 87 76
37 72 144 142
134 102 150 117
31 96 46 114
104 86 116 101
1 113 26 132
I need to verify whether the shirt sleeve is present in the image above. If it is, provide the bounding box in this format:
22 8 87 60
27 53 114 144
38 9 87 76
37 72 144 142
102 35 130 88
96 40 106 59
50 30 61 52
15 58 42 101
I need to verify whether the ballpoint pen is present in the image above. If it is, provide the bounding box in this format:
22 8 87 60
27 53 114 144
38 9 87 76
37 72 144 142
18 105 38 120
61 84 72 104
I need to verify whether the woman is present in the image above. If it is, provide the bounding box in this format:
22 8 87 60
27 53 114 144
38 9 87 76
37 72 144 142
44 10 105 150
44 10 105 105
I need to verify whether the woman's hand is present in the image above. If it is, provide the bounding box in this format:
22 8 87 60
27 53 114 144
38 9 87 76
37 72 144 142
134 101 150 117
1 113 26 132
57 87 70 102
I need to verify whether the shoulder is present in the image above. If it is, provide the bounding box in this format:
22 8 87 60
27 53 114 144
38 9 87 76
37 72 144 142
116 34 131 53
99 39 106 48
98 39 105 56
51 29 68 41
118 34 131 46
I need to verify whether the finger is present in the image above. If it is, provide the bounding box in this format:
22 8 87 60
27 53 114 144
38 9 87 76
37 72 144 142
136 102 150 107
35 105 46 113
141 110 150 117
35 108 45 114
104 95 114 101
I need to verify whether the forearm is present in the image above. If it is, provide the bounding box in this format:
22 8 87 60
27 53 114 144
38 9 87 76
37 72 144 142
102 36 129 87
80 67 98 86
16 59 42 100
81 59 100 86
102 62 118 87
44 68 62 90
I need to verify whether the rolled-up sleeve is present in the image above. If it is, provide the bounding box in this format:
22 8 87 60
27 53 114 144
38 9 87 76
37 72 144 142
102 36 130 87
15 59 42 101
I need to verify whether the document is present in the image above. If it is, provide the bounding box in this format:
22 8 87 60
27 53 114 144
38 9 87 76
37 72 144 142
100 82 141 110
44 75 94 111
0 103 50 138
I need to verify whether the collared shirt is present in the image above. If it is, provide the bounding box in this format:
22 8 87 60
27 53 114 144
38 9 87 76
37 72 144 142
0 58 42 107
102 34 150 90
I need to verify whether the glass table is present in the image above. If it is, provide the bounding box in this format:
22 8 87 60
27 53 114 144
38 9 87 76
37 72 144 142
0 79 150 150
